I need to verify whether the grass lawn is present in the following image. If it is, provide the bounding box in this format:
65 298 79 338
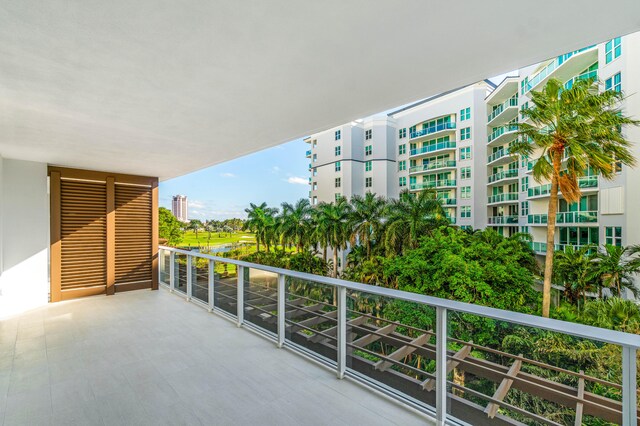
179 231 255 248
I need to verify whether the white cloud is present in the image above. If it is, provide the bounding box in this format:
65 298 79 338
286 176 307 185
220 172 236 178
271 166 281 174
189 200 205 209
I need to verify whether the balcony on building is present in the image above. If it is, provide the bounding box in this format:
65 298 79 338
410 179 457 191
409 115 456 142
487 168 519 185
409 140 457 159
487 192 519 206
487 123 518 146
487 148 517 166
409 159 456 176
522 46 598 94
487 215 519 225
527 176 598 199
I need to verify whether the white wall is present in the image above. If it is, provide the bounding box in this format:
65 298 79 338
0 158 49 318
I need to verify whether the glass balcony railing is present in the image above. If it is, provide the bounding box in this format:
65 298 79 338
524 46 596 93
410 141 457 156
305 150 312 157
487 124 518 144
410 122 456 139
528 211 598 225
487 148 512 163
487 169 519 183
439 198 457 206
446 215 456 224
487 96 518 123
487 215 519 225
529 241 596 255
487 193 519 204
308 163 312 170
528 176 598 197
409 160 456 173
159 245 639 426
410 179 457 191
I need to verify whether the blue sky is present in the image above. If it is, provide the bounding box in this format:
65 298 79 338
159 138 310 220
160 73 516 220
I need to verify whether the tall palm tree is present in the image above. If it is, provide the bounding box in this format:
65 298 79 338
553 245 597 305
243 202 278 252
188 219 203 243
311 203 331 263
581 297 640 333
349 193 387 259
510 77 638 317
280 199 312 252
384 189 445 255
590 244 640 299
316 198 352 278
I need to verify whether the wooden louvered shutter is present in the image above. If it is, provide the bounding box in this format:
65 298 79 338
114 184 152 290
59 179 107 299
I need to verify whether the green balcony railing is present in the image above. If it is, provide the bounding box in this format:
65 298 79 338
487 193 519 204
439 198 457 206
487 148 513 163
305 150 312 157
524 46 596 93
528 176 598 197
410 122 456 139
487 124 518 144
487 96 518 123
528 211 598 225
529 242 596 255
409 160 456 173
487 169 519 183
410 141 457 156
487 215 519 225
410 179 457 191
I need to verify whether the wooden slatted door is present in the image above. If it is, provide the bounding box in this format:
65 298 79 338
59 179 107 299
50 167 158 302
114 184 152 291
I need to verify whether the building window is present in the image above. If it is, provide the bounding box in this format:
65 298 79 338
312 182 317 190
335 130 341 141
460 147 471 160
335 177 341 188
398 160 406 171
461 186 471 199
313 168 317 177
335 193 341 202
521 201 529 216
312 139 317 147
460 107 471 121
520 102 529 120
460 127 471 141
312 153 317 162
399 128 406 139
605 226 622 247
335 161 341 172
460 167 471 179
312 196 317 205
365 177 372 188
399 176 406 187
605 37 622 64
365 145 372 156
520 226 529 234
365 129 372 140
521 176 529 192
605 73 622 93
399 144 406 155
335 146 341 156
461 206 471 218
365 161 372 172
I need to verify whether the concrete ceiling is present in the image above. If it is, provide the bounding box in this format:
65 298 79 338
1 1 639 181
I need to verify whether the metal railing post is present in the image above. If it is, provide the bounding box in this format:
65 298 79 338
622 345 637 426
237 265 244 327
436 306 447 426
337 286 346 379
277 273 285 348
186 255 192 301
169 251 175 292
208 259 215 312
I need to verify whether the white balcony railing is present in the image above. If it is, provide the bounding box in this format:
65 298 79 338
159 245 640 426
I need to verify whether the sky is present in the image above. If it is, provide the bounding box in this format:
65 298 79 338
159 72 518 221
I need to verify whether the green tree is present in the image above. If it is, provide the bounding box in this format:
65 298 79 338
187 219 204 243
243 202 278 252
581 297 640 333
158 207 184 246
384 189 446 255
553 245 597 305
590 244 640 298
510 77 638 317
316 198 352 278
279 198 312 252
349 193 387 259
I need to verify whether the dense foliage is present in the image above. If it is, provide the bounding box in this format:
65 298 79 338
158 207 184 246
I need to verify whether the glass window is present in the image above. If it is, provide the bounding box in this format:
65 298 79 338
461 206 471 218
460 147 471 160
312 153 317 162
399 176 406 187
460 167 471 179
399 144 406 155
605 72 622 92
605 37 622 64
335 146 341 156
521 201 529 216
335 193 341 202
460 127 471 141
313 168 317 177
461 186 471 199
460 107 471 121
335 130 341 140
398 128 406 139
521 176 529 192
365 161 372 172
365 177 372 188
398 160 406 171
365 145 372 156
335 161 341 172
365 129 372 140
335 177 341 188
605 226 622 247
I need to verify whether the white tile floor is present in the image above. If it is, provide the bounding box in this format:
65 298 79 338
0 288 432 425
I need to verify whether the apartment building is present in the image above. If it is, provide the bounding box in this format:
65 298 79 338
306 32 640 254
172 194 189 222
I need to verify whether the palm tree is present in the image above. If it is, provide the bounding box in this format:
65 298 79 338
243 202 278 252
311 203 331 263
510 77 638 317
590 244 640 299
188 219 203 243
553 245 597 305
384 189 445 255
581 297 640 333
203 220 214 247
279 199 312 252
316 198 352 278
349 193 387 259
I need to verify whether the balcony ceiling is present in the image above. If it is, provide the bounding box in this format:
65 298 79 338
1 1 639 180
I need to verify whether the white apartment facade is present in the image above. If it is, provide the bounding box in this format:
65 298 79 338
172 194 189 222
307 32 640 254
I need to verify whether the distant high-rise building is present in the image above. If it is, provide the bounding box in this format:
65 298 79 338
172 195 188 222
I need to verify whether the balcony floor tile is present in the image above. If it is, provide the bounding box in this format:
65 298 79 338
0 288 431 426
